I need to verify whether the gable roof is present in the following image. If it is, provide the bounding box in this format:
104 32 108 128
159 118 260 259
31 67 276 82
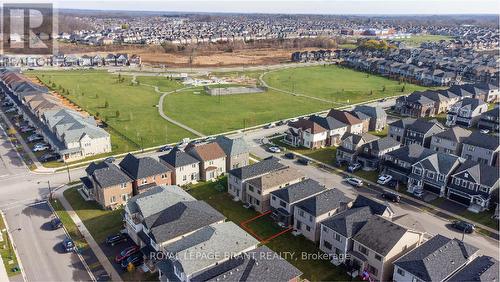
289 118 327 134
352 215 410 256
407 118 445 134
341 132 379 146
351 195 393 216
215 135 249 157
126 185 195 218
389 118 416 129
321 206 373 238
246 167 304 189
308 115 347 131
452 160 499 187
270 179 327 204
353 105 387 119
295 188 352 216
416 152 462 175
363 136 401 152
191 246 302 282
327 109 363 125
385 143 435 164
188 142 226 161
394 234 479 282
228 156 286 180
119 153 170 180
434 127 472 142
85 161 131 188
448 256 499 282
159 148 200 167
462 131 500 150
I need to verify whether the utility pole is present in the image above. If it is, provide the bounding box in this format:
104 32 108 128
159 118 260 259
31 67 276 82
64 160 71 183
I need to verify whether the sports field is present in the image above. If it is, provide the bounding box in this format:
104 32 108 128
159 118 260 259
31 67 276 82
28 70 196 151
263 65 429 104
395 34 454 46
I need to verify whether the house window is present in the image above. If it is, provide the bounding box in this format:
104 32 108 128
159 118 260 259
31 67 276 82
335 233 341 242
257 189 261 195
358 245 369 255
141 178 147 185
454 178 460 185
280 201 286 208
438 174 444 182
161 174 166 179
183 175 187 181
426 171 435 179
122 194 128 202
413 167 422 175
469 183 475 190
110 196 116 203
309 215 313 222
323 241 332 250
272 196 276 201
120 183 127 189
255 199 260 206
192 164 196 168
397 268 406 276
461 180 467 188
480 186 489 193
374 254 382 261
467 145 475 152
299 210 304 217
306 225 311 232
249 186 254 192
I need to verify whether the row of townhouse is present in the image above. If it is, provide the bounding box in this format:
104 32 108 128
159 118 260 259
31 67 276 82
394 82 499 118
285 106 387 149
290 49 338 62
82 135 250 209
0 53 141 68
122 184 303 282
0 69 111 162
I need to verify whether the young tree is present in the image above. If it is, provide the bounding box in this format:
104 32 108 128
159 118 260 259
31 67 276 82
382 85 386 92
104 101 109 108
401 85 406 92
116 110 120 118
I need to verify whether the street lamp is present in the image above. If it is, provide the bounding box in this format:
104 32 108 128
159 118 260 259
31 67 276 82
38 180 52 201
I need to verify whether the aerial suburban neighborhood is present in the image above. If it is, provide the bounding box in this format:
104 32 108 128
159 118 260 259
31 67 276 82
0 1 499 282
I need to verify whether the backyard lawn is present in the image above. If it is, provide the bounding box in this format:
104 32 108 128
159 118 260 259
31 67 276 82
264 65 429 104
27 70 196 148
270 137 337 166
187 178 352 281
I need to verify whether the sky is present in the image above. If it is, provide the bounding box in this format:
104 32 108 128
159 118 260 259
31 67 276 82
3 0 499 15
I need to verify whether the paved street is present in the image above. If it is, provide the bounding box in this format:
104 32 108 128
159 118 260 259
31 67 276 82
234 126 500 259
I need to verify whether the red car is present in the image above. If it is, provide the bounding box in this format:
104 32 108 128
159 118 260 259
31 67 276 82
115 245 140 263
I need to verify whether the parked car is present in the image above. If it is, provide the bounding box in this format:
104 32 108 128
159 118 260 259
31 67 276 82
267 146 281 153
377 174 393 185
104 157 116 163
61 237 75 252
115 245 140 263
347 163 361 172
40 153 60 162
413 189 424 198
32 144 49 152
381 192 400 203
345 177 363 187
158 145 174 152
264 123 275 129
106 233 128 246
120 253 144 269
451 221 475 234
20 126 34 133
297 158 310 165
50 218 62 230
480 129 490 134
284 152 295 159
27 134 43 142
204 136 216 142
5 107 17 113
276 120 286 126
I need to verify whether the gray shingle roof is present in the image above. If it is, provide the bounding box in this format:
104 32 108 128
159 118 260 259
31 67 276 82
270 179 326 204
321 206 373 237
365 136 401 152
119 153 170 180
229 156 285 180
126 185 195 218
394 234 479 282
144 201 226 244
385 144 435 164
462 131 500 150
351 195 393 216
295 188 352 216
352 215 409 256
417 153 462 175
448 256 499 282
191 246 302 282
159 147 200 167
434 127 472 142
308 115 348 130
407 118 445 134
452 160 499 187
215 135 249 156
389 118 416 129
85 161 131 188
353 105 387 119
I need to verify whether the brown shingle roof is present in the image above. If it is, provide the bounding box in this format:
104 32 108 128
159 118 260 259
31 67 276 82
188 142 226 161
289 118 327 134
246 167 304 190
327 109 363 125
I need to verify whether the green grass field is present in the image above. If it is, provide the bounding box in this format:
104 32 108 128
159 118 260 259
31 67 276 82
264 65 429 104
28 70 196 149
396 34 454 46
135 75 185 92
0 213 20 276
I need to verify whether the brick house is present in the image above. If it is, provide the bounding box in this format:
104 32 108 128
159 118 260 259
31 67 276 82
119 153 172 194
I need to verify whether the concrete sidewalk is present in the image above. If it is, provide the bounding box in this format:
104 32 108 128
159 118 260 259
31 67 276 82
0 256 9 282
55 188 123 282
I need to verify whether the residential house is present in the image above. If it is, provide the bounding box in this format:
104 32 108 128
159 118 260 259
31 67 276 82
308 115 348 146
227 156 286 202
186 142 226 181
159 148 200 186
286 118 328 149
460 132 499 166
351 195 395 218
270 179 327 226
356 137 401 171
381 144 435 183
157 222 259 282
80 161 132 209
319 206 373 265
119 153 172 194
352 105 387 131
336 132 379 164
448 256 499 282
430 127 472 155
447 160 499 212
446 98 488 127
395 93 436 118
190 246 302 282
407 152 463 196
475 82 500 103
327 109 365 134
293 189 352 242
245 167 305 213
478 107 499 133
393 234 479 282
388 118 416 143
215 135 249 171
401 118 445 148
349 215 425 282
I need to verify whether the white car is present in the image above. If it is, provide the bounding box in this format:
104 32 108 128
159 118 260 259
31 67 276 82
413 190 424 198
32 144 49 152
480 129 490 134
377 174 393 185
346 177 363 187
264 123 276 129
268 146 281 153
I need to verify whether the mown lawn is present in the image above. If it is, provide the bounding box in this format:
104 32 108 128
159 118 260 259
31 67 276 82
135 75 184 92
187 177 352 281
26 70 196 148
0 213 21 276
395 34 454 46
264 65 429 104
270 137 337 166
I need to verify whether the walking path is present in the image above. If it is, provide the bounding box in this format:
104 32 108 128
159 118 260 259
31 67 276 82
55 187 123 282
131 75 205 137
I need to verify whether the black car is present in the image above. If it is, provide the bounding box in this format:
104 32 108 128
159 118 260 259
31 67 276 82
120 253 144 269
284 152 295 159
158 145 173 152
62 237 75 252
40 153 60 162
381 192 400 203
50 218 62 230
297 158 310 165
451 221 475 234
106 233 127 246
